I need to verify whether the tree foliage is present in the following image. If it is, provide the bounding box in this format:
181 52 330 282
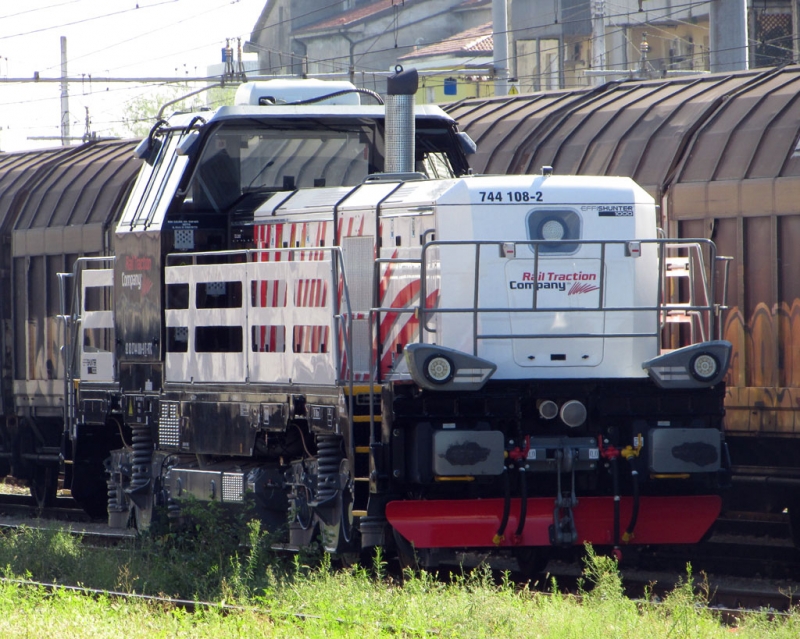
118 84 236 138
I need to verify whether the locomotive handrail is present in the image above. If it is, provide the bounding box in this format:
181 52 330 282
164 246 357 446
660 240 711 343
416 237 719 356
58 256 116 439
164 247 355 384
715 255 733 340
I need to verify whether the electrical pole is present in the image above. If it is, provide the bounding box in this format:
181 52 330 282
639 33 650 77
709 0 748 72
492 0 509 96
60 36 70 147
793 0 800 63
591 0 607 86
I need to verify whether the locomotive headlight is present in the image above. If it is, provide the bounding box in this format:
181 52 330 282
690 353 719 381
424 355 454 384
541 219 566 240
405 344 496 391
643 340 731 389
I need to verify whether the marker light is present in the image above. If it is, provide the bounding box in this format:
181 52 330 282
691 353 719 381
425 355 454 384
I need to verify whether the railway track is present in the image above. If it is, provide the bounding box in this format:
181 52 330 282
0 492 136 546
632 511 800 580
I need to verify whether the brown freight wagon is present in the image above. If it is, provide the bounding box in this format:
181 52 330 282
444 65 800 539
0 140 140 511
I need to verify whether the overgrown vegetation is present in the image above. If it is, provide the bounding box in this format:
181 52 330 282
1 508 799 637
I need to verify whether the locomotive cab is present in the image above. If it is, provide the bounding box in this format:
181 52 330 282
82 79 474 529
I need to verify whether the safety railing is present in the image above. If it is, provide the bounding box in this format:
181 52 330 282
412 237 722 356
163 247 355 387
58 256 116 440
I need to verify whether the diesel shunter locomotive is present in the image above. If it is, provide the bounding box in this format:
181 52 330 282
56 68 731 567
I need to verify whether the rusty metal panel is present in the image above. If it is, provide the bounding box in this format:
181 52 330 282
778 216 800 389
743 216 777 389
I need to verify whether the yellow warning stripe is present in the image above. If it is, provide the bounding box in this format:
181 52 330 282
342 385 382 395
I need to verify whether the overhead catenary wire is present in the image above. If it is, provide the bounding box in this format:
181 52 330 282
0 0 83 21
0 0 786 145
0 0 180 42
0 0 747 89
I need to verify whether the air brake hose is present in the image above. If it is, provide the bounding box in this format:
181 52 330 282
612 456 621 549
493 468 511 545
514 466 528 541
622 468 640 543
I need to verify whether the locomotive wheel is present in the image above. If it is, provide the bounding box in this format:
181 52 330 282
287 460 318 549
30 465 58 509
513 547 550 578
295 485 313 531
322 459 356 554
71 459 113 519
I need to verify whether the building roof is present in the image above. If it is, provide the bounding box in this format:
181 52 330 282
297 0 489 34
399 22 493 61
296 0 399 33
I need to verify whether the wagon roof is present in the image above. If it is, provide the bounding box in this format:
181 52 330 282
0 140 141 257
444 65 800 217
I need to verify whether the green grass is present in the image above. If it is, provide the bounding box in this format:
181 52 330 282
0 508 798 637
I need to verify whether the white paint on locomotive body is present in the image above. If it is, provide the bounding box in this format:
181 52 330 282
154 170 664 387
79 268 116 383
234 80 362 106
430 174 659 379
264 173 663 383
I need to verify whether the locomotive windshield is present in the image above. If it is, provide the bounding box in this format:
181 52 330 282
178 119 462 218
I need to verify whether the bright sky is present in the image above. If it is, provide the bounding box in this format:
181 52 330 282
0 0 267 151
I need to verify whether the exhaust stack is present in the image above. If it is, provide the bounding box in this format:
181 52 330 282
385 65 418 174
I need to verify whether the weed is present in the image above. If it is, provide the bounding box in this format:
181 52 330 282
2 518 800 638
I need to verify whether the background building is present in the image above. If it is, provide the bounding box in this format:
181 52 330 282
247 0 798 99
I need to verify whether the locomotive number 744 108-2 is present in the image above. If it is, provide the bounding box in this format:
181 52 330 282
479 190 544 203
